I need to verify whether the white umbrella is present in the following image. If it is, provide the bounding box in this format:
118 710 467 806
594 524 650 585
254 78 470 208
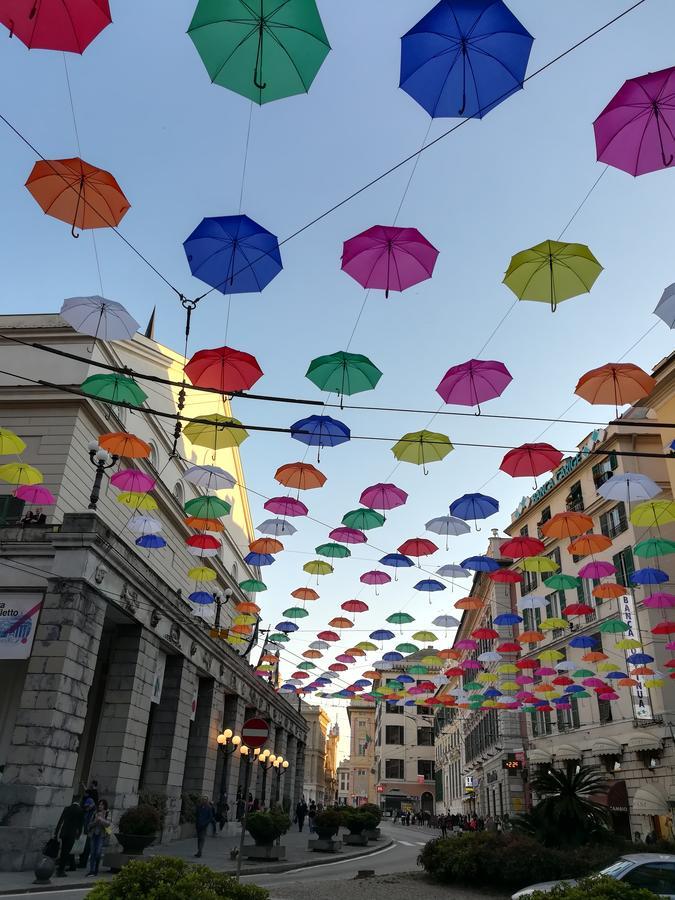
60 296 139 341
597 472 660 504
187 546 218 557
127 513 162 534
517 595 547 610
478 651 502 663
654 283 675 328
309 640 330 650
257 518 298 536
433 614 461 628
184 465 236 491
436 563 471 578
425 515 471 548
555 661 577 672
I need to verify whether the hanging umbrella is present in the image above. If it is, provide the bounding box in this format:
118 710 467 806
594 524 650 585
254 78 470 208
399 538 438 561
290 415 350 461
392 429 453 473
264 496 308 517
436 359 512 412
184 496 231 519
0 463 43 486
425 515 470 549
567 534 612 556
0 427 25 455
519 556 558 574
1 0 111 51
517 595 547 610
499 536 545 559
99 432 150 459
283 607 309 620
643 592 675 609
303 560 333 577
116 492 156 511
461 555 500 573
184 414 248 450
184 345 263 393
184 465 236 491
414 579 445 593
80 374 147 406
437 563 471 579
500 443 563 485
454 596 483 610
14 484 55 505
360 570 391 591
317 630 340 642
578 561 615 579
387 612 415 626
450 492 499 529
379 553 414 577
594 66 675 176
110 469 155 493
634 537 675 558
540 511 593 540
434 614 460 628
190 591 215 606
342 599 369 614
343 507 386 530
654 283 675 329
26 157 129 237
275 462 326 491
60 296 138 341
412 630 438 643
184 215 282 294
329 526 366 545
188 0 330 104
490 569 522 583
136 534 166 549
597 472 660 504
631 567 669 586
359 483 408 514
292 587 319 601
342 225 439 298
306 351 382 402
370 629 395 642
630 500 675 528
494 613 522 626
249 538 283 554
128 513 162 534
244 551 274 567
240 578 267 592
186 514 225 532
503 240 602 311
257 518 297 536
575 363 655 412
592 583 626 600
399 0 532 118
316 542 350 559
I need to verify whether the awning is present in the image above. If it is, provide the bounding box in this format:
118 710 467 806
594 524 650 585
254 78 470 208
590 737 622 755
626 733 662 753
632 785 669 816
527 748 552 764
553 743 581 761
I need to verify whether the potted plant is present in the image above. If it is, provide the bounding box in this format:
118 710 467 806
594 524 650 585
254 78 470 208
359 803 382 841
314 808 343 841
341 809 372 846
244 810 290 860
115 805 161 856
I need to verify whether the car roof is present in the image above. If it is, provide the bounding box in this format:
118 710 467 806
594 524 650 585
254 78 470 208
619 855 675 864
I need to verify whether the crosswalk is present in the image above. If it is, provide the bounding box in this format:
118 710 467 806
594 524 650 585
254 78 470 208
396 840 427 846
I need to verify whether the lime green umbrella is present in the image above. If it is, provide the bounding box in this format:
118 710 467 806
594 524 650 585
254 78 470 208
520 556 558 573
239 578 267 592
544 573 581 590
392 430 453 473
283 606 309 619
303 560 333 577
422 654 443 666
81 374 147 406
634 537 675 558
356 641 377 651
306 351 382 403
387 612 415 625
184 496 231 519
503 240 603 312
598 619 629 634
630 500 675 527
188 0 330 106
342 507 385 530
396 642 419 653
316 542 351 559
412 630 438 642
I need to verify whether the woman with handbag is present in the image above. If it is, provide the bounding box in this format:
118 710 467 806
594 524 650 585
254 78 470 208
86 799 111 876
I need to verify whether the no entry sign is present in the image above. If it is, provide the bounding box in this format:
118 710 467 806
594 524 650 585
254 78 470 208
241 717 269 749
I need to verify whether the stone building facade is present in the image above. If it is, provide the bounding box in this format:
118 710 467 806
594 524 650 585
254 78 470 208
346 698 377 805
301 702 330 804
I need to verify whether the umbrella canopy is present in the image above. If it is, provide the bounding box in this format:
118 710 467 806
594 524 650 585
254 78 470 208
342 599 369 614
0 463 42 486
342 225 439 297
257 518 297 537
128 514 162 534
188 0 330 105
15 484 56 505
329 526 366 544
184 215 282 295
110 469 155 493
292 587 319 601
490 569 522 583
517 595 547 610
503 240 602 311
184 345 263 393
249 538 283 555
392 430 453 472
540 511 593 540
634 538 675 558
306 351 382 399
184 465 236 491
426 515 470 539
81 374 146 406
519 556 558 573
632 567 669 586
359 483 408 513
0 0 111 52
0 427 25 455
303 560 333 576
370 629 395 641
275 462 326 491
136 534 166 550
343 507 386 530
654 283 675 329
437 564 471 579
567 534 612 556
290 416 350 455
399 0 533 119
462 555 500 573
244 551 274 567
575 363 655 410
316 542 351 559
183 414 248 450
436 358 512 410
578 561 616 579
264 496 308 517
450 492 499 525
360 570 391 586
240 578 267 592
415 580 445 593
643 592 675 609
116 492 156 511
99 432 150 459
500 536 545 558
387 612 415 625
630 500 675 527
399 538 438 559
379 553 414 570
184 495 231 519
500 443 563 480
594 66 675 176
26 157 129 237
60 296 138 341
597 472 660 503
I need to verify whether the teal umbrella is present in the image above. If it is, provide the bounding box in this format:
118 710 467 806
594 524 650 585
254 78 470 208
188 0 331 105
342 507 386 530
80 374 147 406
306 351 382 405
316 542 351 560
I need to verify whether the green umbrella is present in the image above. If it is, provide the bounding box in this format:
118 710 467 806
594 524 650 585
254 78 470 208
392 430 453 473
407 664 428 675
412 630 438 642
396 642 419 653
239 578 267 592
463 681 483 691
573 691 591 699
184 496 232 519
386 680 404 691
283 606 309 619
297 661 316 670
543 573 581 590
342 507 386 530
634 537 675 558
316 542 351 559
598 619 629 634
306 351 382 404
503 240 603 312
387 612 415 625
268 632 290 643
188 0 330 106
355 641 377 651
81 374 147 406
572 669 594 678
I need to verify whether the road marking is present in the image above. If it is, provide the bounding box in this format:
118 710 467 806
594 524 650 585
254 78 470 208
415 841 426 845
280 843 395 875
397 840 415 846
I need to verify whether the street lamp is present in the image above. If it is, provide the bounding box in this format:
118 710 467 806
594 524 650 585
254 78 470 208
257 749 279 805
210 587 234 639
87 441 118 510
273 757 290 803
216 729 243 812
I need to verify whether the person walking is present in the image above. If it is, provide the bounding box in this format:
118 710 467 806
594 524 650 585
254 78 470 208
54 797 84 877
79 797 96 869
209 801 218 837
440 815 448 838
194 797 213 858
295 798 308 832
86 800 111 876
308 801 317 834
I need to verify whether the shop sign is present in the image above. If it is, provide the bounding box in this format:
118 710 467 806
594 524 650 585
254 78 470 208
620 593 653 721
0 594 42 659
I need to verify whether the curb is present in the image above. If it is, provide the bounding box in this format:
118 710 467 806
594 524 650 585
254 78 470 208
0 840 395 895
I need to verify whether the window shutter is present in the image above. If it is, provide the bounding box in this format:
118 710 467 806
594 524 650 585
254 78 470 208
599 512 609 538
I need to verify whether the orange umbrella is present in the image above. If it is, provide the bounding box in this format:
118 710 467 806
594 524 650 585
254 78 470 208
582 651 608 662
454 596 483 610
438 648 461 659
292 587 319 601
99 431 149 459
235 602 260 614
593 583 625 599
631 666 655 676
575 362 655 412
250 538 284 554
540 511 593 540
345 647 366 657
303 649 323 659
275 462 327 491
26 157 130 238
184 516 225 532
260 653 278 663
328 617 353 629
231 623 253 635
567 533 612 556
518 630 545 643
362 670 380 679
617 677 639 687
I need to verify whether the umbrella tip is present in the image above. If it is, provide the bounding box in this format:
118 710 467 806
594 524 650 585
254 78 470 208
144 307 156 340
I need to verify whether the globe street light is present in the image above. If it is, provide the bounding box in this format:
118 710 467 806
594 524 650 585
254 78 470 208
216 729 243 815
87 441 118 510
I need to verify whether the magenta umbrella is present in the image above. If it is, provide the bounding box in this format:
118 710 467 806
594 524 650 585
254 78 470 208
594 66 675 176
264 496 309 517
643 592 675 609
360 570 391 595
110 469 156 493
15 484 56 505
341 225 439 298
360 482 408 514
329 526 367 544
436 358 512 412
578 560 616 580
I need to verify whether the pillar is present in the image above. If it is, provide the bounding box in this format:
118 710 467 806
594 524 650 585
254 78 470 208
294 741 306 807
223 694 246 805
274 729 288 808
283 735 297 811
261 724 277 808
183 679 225 800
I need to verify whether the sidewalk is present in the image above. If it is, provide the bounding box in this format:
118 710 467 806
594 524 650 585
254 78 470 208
0 824 392 895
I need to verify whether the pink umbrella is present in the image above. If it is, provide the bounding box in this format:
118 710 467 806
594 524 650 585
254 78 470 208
515 675 535 685
534 667 556 676
329 526 367 544
462 658 480 669
336 653 357 664
436 359 512 412
455 638 478 650
264 496 308 517
360 482 408 513
360 570 391 594
341 225 439 298
110 469 156 493
578 560 616 579
643 592 675 609
594 66 675 176
15 484 56 505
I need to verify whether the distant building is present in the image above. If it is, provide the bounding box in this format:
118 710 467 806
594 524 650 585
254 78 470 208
301 702 330 803
346 699 377 805
337 759 351 805
324 722 339 804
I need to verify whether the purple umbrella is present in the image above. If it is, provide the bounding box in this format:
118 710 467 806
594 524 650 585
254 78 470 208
264 496 308 517
643 592 675 609
578 560 616 580
594 66 675 176
360 570 392 594
341 225 439 298
329 526 367 544
436 358 512 412
360 482 408 513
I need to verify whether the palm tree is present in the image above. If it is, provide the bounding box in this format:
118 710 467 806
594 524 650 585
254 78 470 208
521 763 609 845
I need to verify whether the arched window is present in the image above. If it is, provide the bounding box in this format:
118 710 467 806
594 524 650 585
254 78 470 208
173 481 184 506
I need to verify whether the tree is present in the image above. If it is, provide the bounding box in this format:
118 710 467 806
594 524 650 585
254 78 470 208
518 763 609 845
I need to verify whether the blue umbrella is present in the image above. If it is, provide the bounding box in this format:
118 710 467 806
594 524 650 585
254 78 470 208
244 552 275 567
280 683 298 692
461 555 500 572
354 679 372 687
314 677 331 686
626 652 654 664
494 612 522 626
189 591 215 605
276 620 299 633
631 567 669 586
184 214 282 294
568 635 596 648
397 674 415 684
403 699 417 706
135 534 167 549
414 579 446 592
606 671 628 680
290 415 351 462
564 685 586 693
450 492 499 528
370 629 395 641
484 688 502 697
383 651 404 661
400 0 533 119
380 553 414 569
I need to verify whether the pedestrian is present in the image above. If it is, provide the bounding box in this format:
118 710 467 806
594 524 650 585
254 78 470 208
54 797 84 877
79 797 96 869
645 831 657 846
209 801 218 836
81 779 99 807
634 831 642 843
235 788 245 822
217 796 229 831
295 798 308 832
86 800 111 877
440 815 448 838
194 796 213 859
308 801 317 834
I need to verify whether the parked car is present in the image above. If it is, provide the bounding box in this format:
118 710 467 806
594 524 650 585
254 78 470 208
512 854 675 900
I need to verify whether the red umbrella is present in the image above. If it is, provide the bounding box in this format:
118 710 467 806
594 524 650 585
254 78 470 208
499 536 545 559
184 345 263 393
187 534 221 550
497 642 522 653
398 538 438 559
317 630 340 642
329 663 348 672
490 569 522 584
471 628 498 640
500 443 563 485
1 0 111 52
341 599 369 614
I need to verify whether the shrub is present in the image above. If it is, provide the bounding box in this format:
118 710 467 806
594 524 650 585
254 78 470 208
358 803 382 825
246 810 290 845
314 808 343 834
86 856 269 900
342 809 375 835
180 792 201 825
118 805 162 836
139 791 168 827
529 876 658 900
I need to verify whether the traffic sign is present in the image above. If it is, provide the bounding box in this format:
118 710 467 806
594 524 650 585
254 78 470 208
241 717 269 749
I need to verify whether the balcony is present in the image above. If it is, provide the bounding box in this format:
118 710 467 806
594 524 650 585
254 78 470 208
566 498 585 512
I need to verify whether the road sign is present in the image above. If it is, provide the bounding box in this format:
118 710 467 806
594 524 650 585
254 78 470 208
241 717 269 749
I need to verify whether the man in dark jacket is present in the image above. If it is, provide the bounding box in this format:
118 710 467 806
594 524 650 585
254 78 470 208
195 797 214 858
295 799 308 832
54 798 84 876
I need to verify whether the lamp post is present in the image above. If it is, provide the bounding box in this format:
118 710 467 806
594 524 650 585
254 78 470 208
211 587 234 639
216 728 242 813
87 441 118 510
257 749 284 807
274 757 290 804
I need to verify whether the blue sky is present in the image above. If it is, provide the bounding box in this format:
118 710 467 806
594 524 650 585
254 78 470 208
1 1 674 735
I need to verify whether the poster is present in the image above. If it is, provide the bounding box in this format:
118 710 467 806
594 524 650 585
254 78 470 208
189 681 199 721
620 592 653 721
151 650 166 705
0 593 42 659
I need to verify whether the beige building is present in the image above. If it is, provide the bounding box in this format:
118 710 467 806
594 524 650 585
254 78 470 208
324 722 339 804
337 760 351 805
301 702 330 803
346 698 377 805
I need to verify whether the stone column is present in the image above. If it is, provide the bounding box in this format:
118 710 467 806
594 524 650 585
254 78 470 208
273 729 288 807
89 625 159 816
261 724 277 808
223 694 246 806
283 735 297 810
294 741 306 807
183 679 225 800
140 654 197 842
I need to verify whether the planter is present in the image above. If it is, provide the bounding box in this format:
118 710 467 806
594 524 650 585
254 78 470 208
344 833 368 846
309 837 342 853
364 828 381 842
242 843 286 861
315 828 340 841
115 833 157 856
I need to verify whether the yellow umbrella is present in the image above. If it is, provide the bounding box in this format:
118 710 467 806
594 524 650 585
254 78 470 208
503 239 603 312
540 617 569 631
421 655 443 666
497 663 518 674
412 630 438 642
500 680 519 691
615 638 642 650
519 556 559 573
476 672 497 683
188 566 217 581
234 614 257 626
116 491 157 511
597 661 616 673
630 500 675 527
183 414 249 450
0 462 43 485
227 634 246 645
303 560 333 576
0 428 26 455
391 430 453 474
538 649 564 662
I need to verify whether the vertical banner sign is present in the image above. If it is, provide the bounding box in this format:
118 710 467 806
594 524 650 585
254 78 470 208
189 681 199 721
151 651 166 705
0 594 42 659
620 591 653 721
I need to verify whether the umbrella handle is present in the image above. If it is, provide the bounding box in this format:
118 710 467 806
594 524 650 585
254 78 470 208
254 73 267 90
71 223 80 238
